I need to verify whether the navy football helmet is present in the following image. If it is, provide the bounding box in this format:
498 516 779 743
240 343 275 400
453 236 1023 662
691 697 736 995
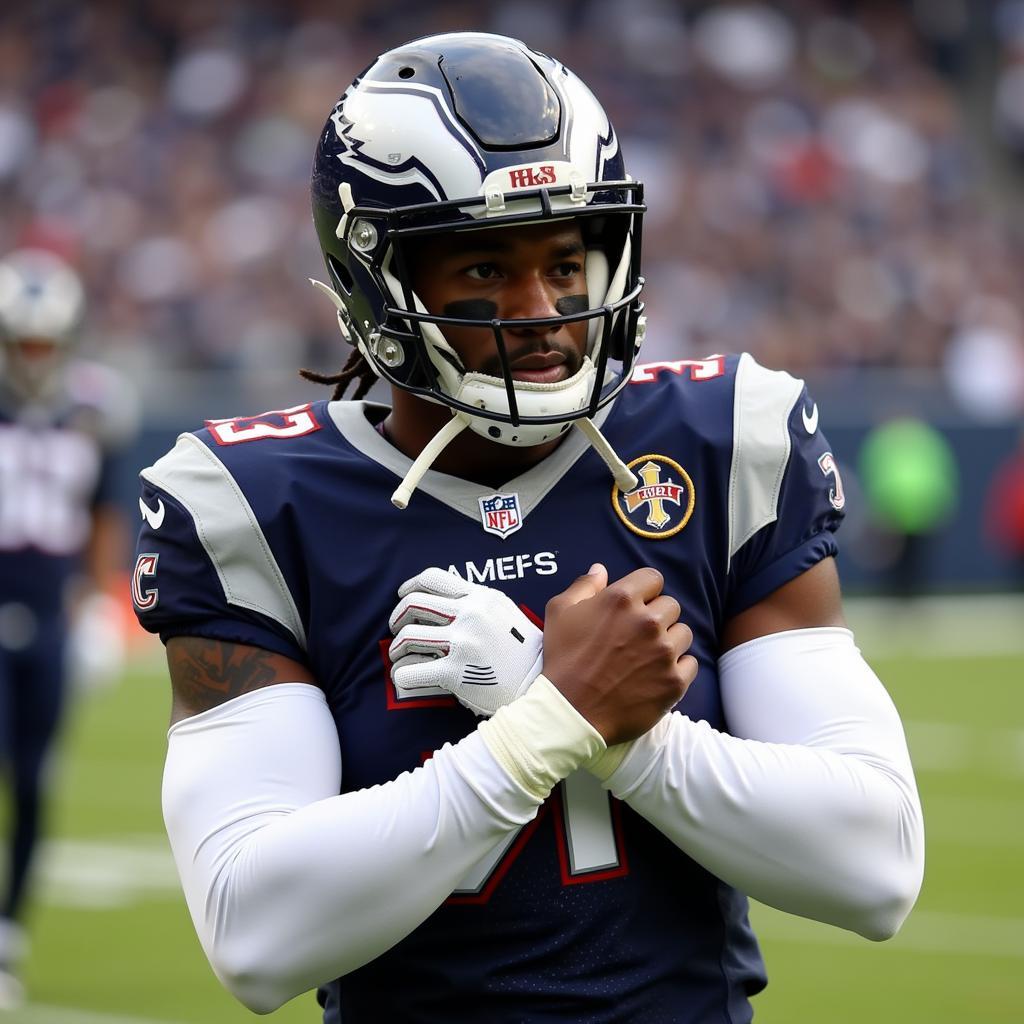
311 32 646 504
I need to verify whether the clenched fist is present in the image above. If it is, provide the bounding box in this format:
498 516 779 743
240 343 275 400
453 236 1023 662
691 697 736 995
543 564 697 745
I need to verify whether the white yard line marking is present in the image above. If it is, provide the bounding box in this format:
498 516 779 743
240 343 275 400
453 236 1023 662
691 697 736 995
753 907 1024 958
36 836 179 909
844 594 1024 657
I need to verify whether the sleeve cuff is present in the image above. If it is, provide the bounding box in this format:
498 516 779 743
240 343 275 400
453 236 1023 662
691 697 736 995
591 714 678 792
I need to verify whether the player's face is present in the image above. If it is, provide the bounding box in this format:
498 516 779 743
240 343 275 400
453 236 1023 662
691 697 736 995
408 220 589 383
4 337 62 396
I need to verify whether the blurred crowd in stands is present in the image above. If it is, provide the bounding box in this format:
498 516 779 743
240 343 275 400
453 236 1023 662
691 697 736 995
1 0 1023 421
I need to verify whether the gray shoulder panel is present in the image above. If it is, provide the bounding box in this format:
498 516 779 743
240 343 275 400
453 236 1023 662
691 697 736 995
141 433 306 649
727 353 805 567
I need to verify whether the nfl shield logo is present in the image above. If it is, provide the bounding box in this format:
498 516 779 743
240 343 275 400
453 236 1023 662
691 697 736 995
478 492 523 539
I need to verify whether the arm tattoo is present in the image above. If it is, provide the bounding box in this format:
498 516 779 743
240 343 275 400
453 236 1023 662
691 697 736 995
167 637 309 718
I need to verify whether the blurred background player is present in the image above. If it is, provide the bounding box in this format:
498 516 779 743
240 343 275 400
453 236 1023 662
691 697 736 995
985 429 1024 586
0 248 135 1007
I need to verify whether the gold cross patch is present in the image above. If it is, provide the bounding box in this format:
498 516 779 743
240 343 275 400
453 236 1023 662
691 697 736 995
612 454 695 539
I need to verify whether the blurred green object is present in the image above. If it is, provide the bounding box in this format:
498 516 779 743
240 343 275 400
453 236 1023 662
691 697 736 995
859 417 959 534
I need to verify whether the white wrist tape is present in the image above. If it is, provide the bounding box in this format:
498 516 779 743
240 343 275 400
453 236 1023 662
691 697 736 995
598 628 924 940
587 740 632 782
479 674 606 801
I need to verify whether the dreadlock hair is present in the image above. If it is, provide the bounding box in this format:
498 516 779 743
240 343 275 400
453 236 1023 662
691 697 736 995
300 347 378 401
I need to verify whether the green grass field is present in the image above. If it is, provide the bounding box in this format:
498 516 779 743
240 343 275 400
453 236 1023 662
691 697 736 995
9 610 1024 1023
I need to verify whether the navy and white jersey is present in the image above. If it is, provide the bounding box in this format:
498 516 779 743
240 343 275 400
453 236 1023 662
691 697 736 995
134 353 844 1024
0 361 131 617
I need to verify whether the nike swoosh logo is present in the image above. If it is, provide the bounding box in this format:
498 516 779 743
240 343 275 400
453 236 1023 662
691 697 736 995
139 497 165 530
802 403 819 435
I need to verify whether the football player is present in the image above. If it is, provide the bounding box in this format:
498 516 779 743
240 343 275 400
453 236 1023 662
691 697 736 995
0 248 134 1007
135 33 924 1023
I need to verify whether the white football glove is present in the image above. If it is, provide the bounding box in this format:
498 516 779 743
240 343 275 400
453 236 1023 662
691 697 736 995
387 568 544 717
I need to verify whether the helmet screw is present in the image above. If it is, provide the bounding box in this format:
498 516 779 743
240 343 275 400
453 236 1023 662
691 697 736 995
379 337 404 368
350 219 378 253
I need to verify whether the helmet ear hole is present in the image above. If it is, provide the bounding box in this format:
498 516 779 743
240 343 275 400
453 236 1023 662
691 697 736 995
327 255 354 296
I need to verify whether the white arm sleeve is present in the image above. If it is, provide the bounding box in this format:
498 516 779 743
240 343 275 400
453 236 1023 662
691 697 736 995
162 677 602 1014
594 627 924 940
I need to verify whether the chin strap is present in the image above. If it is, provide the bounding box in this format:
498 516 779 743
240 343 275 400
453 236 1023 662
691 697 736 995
391 414 472 509
391 413 638 510
574 417 638 491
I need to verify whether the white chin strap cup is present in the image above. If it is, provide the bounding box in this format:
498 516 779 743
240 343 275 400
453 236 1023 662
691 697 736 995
390 413 638 510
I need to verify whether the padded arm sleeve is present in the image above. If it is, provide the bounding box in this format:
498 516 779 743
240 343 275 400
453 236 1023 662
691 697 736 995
162 678 602 1013
596 628 924 940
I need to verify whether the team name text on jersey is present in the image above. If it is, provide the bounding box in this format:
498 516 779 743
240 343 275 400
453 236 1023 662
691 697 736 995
447 551 558 583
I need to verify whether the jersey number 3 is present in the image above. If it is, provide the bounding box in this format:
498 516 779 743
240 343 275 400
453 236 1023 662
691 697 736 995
206 405 321 445
818 451 846 511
